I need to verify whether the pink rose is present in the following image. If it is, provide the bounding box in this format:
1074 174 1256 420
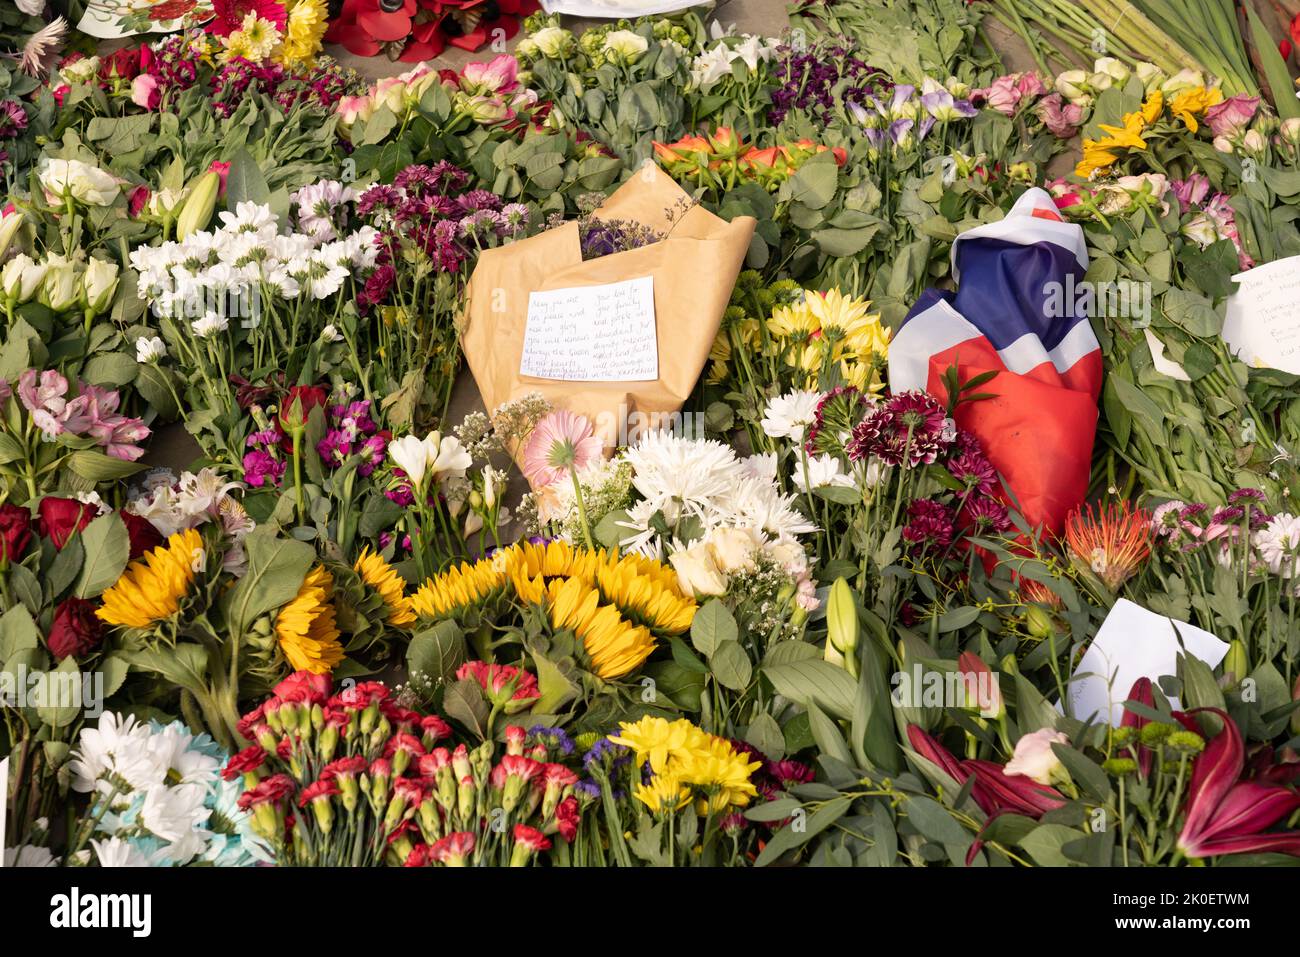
1204 95 1259 139
130 74 160 110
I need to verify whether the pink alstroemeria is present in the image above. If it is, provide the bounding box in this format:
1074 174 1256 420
1177 708 1300 861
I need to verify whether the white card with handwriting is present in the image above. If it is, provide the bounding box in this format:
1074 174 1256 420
1222 255 1300 374
520 277 658 382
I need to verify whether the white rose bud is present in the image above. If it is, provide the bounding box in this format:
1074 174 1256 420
80 257 120 313
39 257 82 313
1 254 46 303
669 542 729 597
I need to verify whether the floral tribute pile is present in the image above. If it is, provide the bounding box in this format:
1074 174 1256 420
3 0 1300 870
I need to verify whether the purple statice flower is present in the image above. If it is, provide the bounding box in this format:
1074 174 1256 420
846 390 951 467
901 498 955 549
582 738 631 773
574 779 602 801
526 726 576 757
578 217 663 260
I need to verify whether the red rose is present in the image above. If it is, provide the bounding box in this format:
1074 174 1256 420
272 670 333 705
277 384 328 440
127 185 151 218
47 597 104 661
38 497 96 550
0 503 32 563
119 510 163 560
100 47 145 82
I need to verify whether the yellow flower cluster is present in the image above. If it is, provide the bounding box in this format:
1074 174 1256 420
409 540 697 680
714 288 889 393
610 716 763 816
219 0 328 67
1076 87 1223 179
97 529 204 629
355 547 416 626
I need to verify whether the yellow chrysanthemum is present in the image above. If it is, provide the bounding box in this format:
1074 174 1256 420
279 0 328 67
96 529 203 629
609 716 711 774
546 575 655 679
634 774 692 816
222 12 281 62
408 555 506 619
675 736 763 811
595 553 696 635
276 565 343 675
355 548 414 627
1169 86 1222 133
805 289 885 355
767 298 820 341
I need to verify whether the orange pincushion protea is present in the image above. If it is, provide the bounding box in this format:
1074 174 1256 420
1063 501 1152 591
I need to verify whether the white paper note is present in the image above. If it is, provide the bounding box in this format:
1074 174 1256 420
1064 599 1229 726
540 0 706 17
1143 328 1191 381
520 277 658 382
1222 255 1300 374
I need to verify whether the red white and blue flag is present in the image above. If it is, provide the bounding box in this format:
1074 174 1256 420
888 187 1101 535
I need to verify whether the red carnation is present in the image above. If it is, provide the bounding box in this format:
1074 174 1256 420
272 670 332 705
222 745 268 781
46 597 104 660
555 795 580 842
237 773 296 811
38 497 96 550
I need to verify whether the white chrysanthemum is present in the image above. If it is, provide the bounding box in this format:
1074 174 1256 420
140 782 210 846
1253 513 1300 578
794 453 855 492
192 312 230 338
623 430 740 526
92 836 151 868
3 844 56 867
67 712 161 795
760 390 823 442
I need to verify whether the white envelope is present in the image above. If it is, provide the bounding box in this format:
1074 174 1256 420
1064 599 1229 726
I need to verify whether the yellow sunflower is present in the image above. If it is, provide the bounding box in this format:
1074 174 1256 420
276 565 343 675
354 548 414 627
408 554 506 619
97 529 203 629
506 539 606 604
546 575 655 679
595 553 696 635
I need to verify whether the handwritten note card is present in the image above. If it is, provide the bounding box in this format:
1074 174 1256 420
1222 255 1300 374
520 277 658 382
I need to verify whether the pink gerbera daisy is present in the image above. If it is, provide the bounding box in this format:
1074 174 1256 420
520 410 602 488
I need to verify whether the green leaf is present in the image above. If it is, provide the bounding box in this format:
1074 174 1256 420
225 148 271 207
219 527 314 638
903 793 969 845
744 712 785 760
806 701 852 764
763 659 859 720
405 620 466 700
1019 823 1085 867
1245 4 1299 119
0 603 40 660
753 796 852 866
37 656 84 729
690 599 736 658
75 512 130 599
67 450 146 483
119 643 209 695
709 639 752 692
1049 743 1111 802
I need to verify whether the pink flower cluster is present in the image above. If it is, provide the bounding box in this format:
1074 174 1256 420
972 72 1047 117
16 370 150 461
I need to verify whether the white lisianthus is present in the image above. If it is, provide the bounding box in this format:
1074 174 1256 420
426 432 473 485
603 29 649 63
38 158 122 207
531 26 573 59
